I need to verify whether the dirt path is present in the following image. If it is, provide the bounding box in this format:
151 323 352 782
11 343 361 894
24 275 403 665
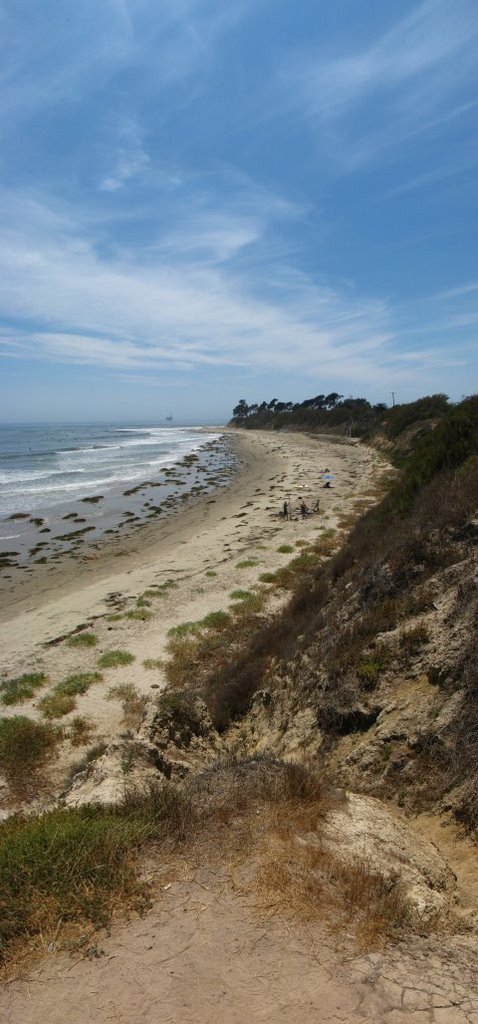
2 869 478 1023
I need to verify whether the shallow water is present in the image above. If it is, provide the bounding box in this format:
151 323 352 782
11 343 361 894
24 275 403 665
0 424 237 568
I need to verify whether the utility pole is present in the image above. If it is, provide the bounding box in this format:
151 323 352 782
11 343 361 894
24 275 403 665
390 391 396 407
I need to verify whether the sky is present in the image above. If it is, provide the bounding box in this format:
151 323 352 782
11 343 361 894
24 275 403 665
0 0 477 423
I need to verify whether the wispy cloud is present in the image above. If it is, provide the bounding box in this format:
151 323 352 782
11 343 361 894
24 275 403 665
100 118 151 192
282 0 478 168
0 1 134 132
0 182 470 390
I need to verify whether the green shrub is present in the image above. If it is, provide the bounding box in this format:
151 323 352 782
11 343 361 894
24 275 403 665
69 716 94 747
201 611 231 630
167 621 200 639
0 672 47 706
159 690 203 736
59 672 103 696
39 673 103 719
356 660 382 690
39 691 76 718
98 650 135 669
66 632 97 648
0 716 58 785
277 544 294 554
125 609 153 621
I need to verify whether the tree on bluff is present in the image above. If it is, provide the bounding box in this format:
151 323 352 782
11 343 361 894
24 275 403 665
232 399 249 420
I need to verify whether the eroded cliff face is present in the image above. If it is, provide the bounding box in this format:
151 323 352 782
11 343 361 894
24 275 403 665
223 527 478 832
64 503 478 837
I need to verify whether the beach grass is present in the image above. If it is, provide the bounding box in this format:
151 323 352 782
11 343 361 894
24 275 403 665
39 691 76 718
258 572 278 584
125 609 153 622
66 632 98 648
107 683 148 728
0 672 47 706
39 672 103 719
201 610 231 630
0 716 59 789
98 650 135 669
68 715 95 746
167 621 201 638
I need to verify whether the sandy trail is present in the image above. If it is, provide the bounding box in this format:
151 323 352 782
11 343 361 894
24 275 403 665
3 866 478 1024
0 873 368 1024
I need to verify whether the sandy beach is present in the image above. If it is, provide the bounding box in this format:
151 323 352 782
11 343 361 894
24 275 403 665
0 428 385 804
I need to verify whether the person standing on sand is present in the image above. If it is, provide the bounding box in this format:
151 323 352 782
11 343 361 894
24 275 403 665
283 501 288 519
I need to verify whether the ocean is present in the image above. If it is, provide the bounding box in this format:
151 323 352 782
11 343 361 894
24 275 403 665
0 423 236 567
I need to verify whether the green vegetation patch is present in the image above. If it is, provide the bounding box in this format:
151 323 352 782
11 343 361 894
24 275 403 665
69 716 95 747
124 609 153 622
0 716 58 785
167 621 201 639
58 672 103 696
39 691 76 718
0 801 158 958
66 632 98 648
39 673 103 719
277 544 294 554
98 650 135 669
236 559 259 569
229 590 254 602
201 610 231 630
0 672 47 706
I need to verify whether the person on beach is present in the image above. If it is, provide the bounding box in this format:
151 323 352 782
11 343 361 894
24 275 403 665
300 501 308 518
283 501 288 519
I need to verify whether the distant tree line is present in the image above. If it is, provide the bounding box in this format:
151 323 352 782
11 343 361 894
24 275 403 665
230 392 450 438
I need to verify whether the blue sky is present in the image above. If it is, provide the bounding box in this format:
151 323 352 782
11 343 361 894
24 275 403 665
0 0 477 423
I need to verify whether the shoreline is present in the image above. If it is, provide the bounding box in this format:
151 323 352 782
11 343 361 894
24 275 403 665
0 430 274 644
0 428 386 811
0 429 383 663
0 427 236 570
